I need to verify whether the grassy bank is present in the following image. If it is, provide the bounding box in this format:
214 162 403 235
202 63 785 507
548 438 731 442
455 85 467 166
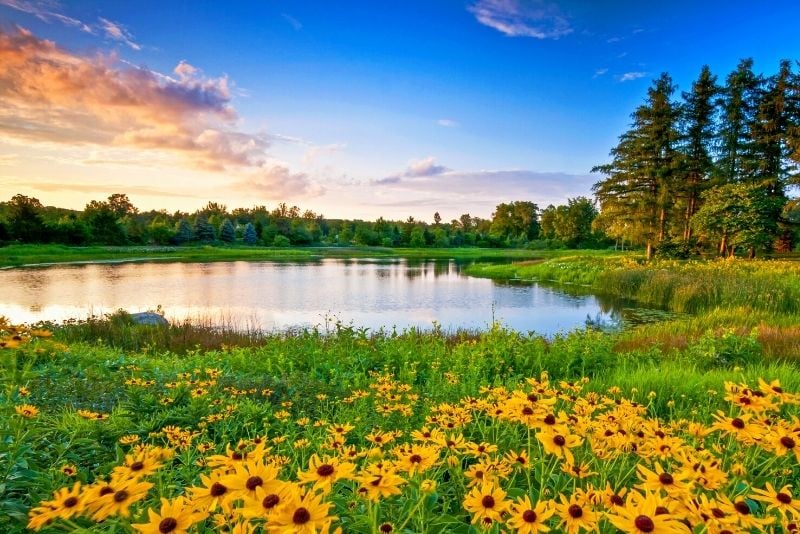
0 244 543 269
2 320 799 532
466 254 800 314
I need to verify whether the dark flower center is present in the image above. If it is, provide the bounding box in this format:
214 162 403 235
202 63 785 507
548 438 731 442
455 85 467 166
527 394 539 402
481 495 495 508
522 406 535 416
634 515 655 532
317 464 335 477
780 436 796 449
568 504 583 518
544 414 556 425
245 476 263 491
409 454 423 464
734 501 750 515
262 494 280 509
658 472 674 485
777 492 793 504
379 523 394 533
522 509 537 523
293 507 311 524
553 435 566 447
159 517 178 533
63 496 79 508
731 418 745 429
210 482 227 497
130 461 144 471
610 495 624 506
711 508 726 518
99 486 114 497
113 490 129 503
655 506 669 515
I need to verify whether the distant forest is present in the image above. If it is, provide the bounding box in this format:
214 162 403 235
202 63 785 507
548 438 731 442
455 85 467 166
0 194 608 250
2 59 799 256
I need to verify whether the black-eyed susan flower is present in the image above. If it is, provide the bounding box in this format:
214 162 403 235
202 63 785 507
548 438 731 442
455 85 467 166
554 493 598 534
751 483 800 520
15 403 39 418
506 495 554 533
536 429 583 465
463 482 510 525
265 490 337 533
297 454 356 493
132 496 208 534
606 489 691 533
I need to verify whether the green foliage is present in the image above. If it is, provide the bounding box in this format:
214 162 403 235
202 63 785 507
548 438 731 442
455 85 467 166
242 222 257 245
273 234 291 247
219 218 236 243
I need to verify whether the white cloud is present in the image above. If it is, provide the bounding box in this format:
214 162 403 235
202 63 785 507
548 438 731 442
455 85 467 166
281 13 303 31
593 68 608 78
617 71 648 82
436 118 460 127
98 17 141 50
468 0 572 39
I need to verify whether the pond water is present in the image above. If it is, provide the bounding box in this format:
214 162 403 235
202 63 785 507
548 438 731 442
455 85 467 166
0 259 670 334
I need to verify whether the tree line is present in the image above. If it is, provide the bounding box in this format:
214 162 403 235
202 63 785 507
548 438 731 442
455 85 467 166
0 194 607 249
593 59 800 259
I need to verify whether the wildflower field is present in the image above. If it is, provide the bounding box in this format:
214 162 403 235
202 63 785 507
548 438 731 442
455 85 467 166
2 317 800 534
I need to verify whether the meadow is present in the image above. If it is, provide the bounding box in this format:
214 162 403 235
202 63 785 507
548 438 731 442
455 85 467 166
2 251 800 533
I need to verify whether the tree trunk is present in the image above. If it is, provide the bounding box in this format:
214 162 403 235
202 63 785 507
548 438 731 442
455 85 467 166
658 208 666 242
718 234 727 257
748 247 755 259
646 241 654 261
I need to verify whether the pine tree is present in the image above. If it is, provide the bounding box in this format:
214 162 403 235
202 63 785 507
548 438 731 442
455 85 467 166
220 218 236 243
243 222 257 245
174 219 193 244
193 215 215 242
678 66 719 240
593 73 680 260
717 59 763 185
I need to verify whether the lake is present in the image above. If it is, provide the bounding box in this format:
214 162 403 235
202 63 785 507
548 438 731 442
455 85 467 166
0 259 669 334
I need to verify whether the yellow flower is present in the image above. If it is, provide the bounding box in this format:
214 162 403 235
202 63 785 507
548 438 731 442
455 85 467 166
221 459 280 502
554 493 598 534
463 482 510 525
355 463 406 501
132 497 208 534
507 495 554 533
92 477 153 519
751 483 800 520
536 429 583 465
606 490 691 533
265 490 337 533
60 464 78 477
15 403 39 418
297 454 356 493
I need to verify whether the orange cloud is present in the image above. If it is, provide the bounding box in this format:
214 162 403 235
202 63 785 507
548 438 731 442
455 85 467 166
0 27 281 172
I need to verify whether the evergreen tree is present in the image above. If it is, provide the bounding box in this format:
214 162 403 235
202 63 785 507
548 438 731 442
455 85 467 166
717 59 763 185
220 218 236 243
678 65 719 240
174 219 193 244
193 215 216 242
593 74 681 260
243 222 257 245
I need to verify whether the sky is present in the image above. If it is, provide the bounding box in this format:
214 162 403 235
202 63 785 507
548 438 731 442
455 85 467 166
0 1 799 222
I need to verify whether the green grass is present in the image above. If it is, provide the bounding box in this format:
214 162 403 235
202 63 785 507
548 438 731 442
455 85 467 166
0 244 543 268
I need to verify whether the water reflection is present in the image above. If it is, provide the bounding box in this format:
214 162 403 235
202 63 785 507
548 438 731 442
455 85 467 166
0 259 669 334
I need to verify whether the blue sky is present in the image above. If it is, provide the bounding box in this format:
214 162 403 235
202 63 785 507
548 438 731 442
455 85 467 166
0 0 798 220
